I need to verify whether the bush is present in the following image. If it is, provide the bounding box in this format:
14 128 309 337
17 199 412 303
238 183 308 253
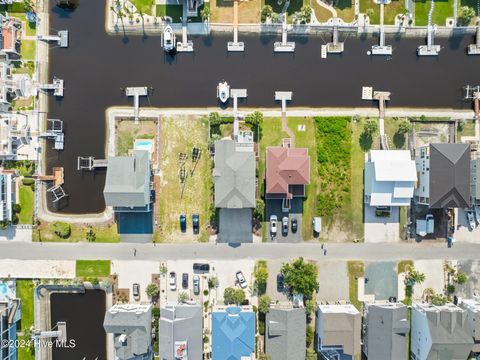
12 203 21 213
208 276 219 289
306 325 314 347
261 5 273 22
254 261 268 295
203 289 209 296
258 295 271 314
258 319 265 335
281 257 318 299
91 277 99 286
458 6 475 26
146 283 160 299
22 178 34 186
51 221 71 238
253 199 265 222
456 272 468 285
447 284 456 294
224 287 245 305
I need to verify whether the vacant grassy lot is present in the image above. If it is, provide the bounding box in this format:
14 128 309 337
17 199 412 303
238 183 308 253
360 0 405 24
347 261 364 310
18 184 34 224
21 40 35 60
16 279 35 360
264 0 306 21
156 4 183 22
115 118 156 156
131 0 155 14
33 222 119 243
210 0 260 23
76 260 111 277
415 0 454 25
384 117 408 149
157 116 212 242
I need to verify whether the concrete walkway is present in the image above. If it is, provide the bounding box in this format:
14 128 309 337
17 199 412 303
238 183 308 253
315 0 337 19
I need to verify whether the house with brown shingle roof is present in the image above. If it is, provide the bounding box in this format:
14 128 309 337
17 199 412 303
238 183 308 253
266 146 310 211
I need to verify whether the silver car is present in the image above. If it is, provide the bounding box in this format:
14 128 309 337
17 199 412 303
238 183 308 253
193 275 200 295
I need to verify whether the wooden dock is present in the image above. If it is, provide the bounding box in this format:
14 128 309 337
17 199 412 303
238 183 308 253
37 167 64 187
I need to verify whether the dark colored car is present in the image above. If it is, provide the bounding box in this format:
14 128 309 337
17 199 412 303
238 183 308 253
180 214 186 232
182 273 189 289
277 273 284 292
291 218 298 233
193 263 210 272
192 214 199 235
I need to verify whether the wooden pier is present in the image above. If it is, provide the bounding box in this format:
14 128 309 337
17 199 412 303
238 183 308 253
37 167 64 187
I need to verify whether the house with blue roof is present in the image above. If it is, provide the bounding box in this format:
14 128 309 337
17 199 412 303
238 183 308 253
211 306 255 360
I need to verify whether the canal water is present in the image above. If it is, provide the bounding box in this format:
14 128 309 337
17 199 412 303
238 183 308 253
48 0 480 214
50 289 107 360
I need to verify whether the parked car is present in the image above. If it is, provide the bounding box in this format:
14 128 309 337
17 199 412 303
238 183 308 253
192 214 200 234
291 218 298 233
277 273 284 292
282 217 289 236
236 271 247 289
193 263 210 272
313 217 322 236
193 275 200 295
467 211 476 230
180 214 186 232
270 215 278 236
132 283 140 301
182 273 189 289
169 272 176 291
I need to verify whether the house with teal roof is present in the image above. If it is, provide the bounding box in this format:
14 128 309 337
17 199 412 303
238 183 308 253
211 306 255 360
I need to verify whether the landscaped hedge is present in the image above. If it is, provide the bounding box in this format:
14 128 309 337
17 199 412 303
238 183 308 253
50 221 71 239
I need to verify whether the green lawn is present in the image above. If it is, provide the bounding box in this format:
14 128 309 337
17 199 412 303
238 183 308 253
130 0 155 15
415 0 454 26
76 260 111 278
384 118 408 150
335 0 356 22
16 280 35 360
156 4 183 22
347 261 364 311
264 0 306 21
360 0 405 24
33 223 120 243
458 119 476 138
311 0 335 22
397 260 413 274
287 118 318 241
18 185 34 224
20 40 35 61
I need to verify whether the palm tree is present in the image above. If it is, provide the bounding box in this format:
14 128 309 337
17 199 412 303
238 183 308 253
111 5 126 36
200 6 211 23
138 10 146 35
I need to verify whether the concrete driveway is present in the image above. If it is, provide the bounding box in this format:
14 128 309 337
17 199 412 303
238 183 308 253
212 260 254 305
111 260 159 303
456 260 480 297
266 198 303 243
364 261 398 300
364 205 400 243
165 260 208 305
453 208 480 243
266 260 290 304
316 261 349 302
412 260 445 300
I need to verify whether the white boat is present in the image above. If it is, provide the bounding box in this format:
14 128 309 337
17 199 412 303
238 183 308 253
217 81 230 103
467 211 477 230
163 25 175 53
475 206 480 224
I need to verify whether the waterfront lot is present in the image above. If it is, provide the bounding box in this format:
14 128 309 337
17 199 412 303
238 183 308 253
115 118 157 156
16 279 35 360
415 0 454 26
76 260 111 277
157 116 213 243
18 184 34 224
360 0 405 24
20 40 35 61
210 0 261 23
33 222 120 243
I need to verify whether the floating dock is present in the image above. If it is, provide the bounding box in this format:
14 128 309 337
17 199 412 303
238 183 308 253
37 30 69 48
77 156 108 171
326 18 344 54
227 0 244 52
468 20 480 55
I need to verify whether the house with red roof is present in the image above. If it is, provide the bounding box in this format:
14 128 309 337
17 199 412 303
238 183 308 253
266 146 310 211
0 14 21 59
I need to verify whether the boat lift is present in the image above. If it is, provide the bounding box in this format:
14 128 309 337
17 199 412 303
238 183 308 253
37 30 69 48
177 3 194 52
39 119 64 150
468 20 480 55
371 0 392 55
77 156 108 171
37 76 64 97
274 16 295 52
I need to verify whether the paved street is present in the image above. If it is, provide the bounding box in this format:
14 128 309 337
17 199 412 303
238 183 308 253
0 242 479 261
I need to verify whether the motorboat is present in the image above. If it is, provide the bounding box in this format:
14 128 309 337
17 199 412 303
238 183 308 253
163 25 175 53
217 81 230 103
466 210 476 230
475 206 480 224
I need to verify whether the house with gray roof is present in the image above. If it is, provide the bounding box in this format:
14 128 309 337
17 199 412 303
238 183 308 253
414 143 471 208
363 302 410 360
213 139 255 243
103 150 151 211
103 303 153 360
265 307 306 360
459 297 480 355
159 304 203 360
410 302 474 360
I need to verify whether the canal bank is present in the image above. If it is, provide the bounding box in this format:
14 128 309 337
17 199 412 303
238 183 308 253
46 0 480 215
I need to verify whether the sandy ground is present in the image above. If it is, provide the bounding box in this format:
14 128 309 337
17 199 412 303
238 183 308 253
111 260 160 303
317 260 349 302
0 259 75 278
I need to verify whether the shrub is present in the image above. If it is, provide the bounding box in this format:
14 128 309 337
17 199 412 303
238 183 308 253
261 5 273 23
258 295 271 314
203 289 209 296
258 320 265 335
51 221 71 238
447 284 456 294
224 287 245 305
12 203 21 213
306 325 314 347
22 178 34 186
146 283 160 299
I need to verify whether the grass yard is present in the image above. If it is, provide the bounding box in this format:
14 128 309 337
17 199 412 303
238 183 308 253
360 0 405 24
347 261 364 311
16 279 35 360
115 118 156 156
415 0 454 26
20 40 35 61
156 4 183 22
333 0 356 21
457 119 476 138
311 0 335 22
238 0 262 23
76 260 111 277
131 0 155 15
397 260 413 274
287 118 318 241
384 117 408 149
18 185 34 224
264 0 306 21
32 222 120 243
157 116 213 243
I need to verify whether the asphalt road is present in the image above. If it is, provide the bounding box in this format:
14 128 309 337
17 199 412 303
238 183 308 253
0 242 479 261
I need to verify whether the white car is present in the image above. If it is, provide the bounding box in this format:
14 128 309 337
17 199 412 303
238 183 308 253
270 215 278 236
236 271 247 289
467 211 477 230
169 272 177 291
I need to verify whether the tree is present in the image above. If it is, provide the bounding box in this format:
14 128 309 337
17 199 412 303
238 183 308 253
261 5 273 23
293 5 312 24
305 299 316 317
86 229 96 242
23 0 35 13
258 294 271 314
305 348 318 360
458 6 475 26
200 6 211 22
245 111 264 140
208 276 219 289
281 257 318 298
397 120 411 134
366 8 374 18
51 221 71 239
258 354 271 360
306 325 314 347
405 267 426 287
146 283 160 299
254 262 268 295
253 199 265 222
224 287 245 305
178 291 189 303
12 203 21 213
447 284 456 294
456 272 468 285
364 120 378 135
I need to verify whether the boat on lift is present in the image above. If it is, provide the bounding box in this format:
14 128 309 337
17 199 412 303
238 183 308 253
217 81 230 103
163 25 175 53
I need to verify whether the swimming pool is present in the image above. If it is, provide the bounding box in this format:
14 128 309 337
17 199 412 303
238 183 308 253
0 283 7 296
134 139 154 152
